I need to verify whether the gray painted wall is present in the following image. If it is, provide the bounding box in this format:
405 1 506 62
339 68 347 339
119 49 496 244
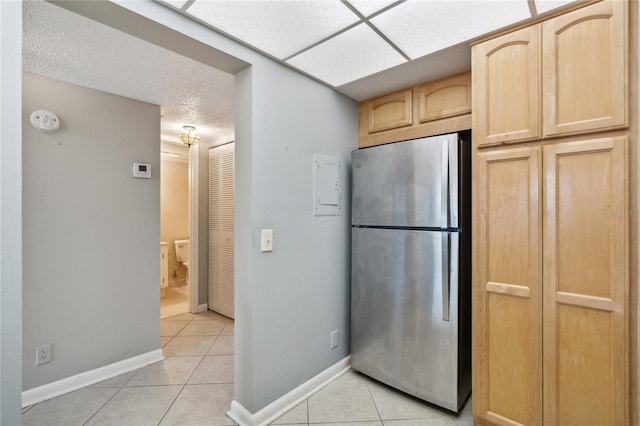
22 73 161 390
111 0 358 412
245 60 356 410
0 2 23 424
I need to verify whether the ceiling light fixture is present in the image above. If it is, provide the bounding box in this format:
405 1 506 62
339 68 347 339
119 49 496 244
179 125 200 146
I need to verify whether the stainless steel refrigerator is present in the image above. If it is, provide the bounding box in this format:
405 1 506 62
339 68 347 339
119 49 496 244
350 131 471 412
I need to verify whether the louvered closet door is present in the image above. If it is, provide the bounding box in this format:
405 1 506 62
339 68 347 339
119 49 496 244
209 143 235 319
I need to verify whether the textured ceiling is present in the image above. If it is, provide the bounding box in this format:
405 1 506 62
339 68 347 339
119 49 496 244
22 0 235 146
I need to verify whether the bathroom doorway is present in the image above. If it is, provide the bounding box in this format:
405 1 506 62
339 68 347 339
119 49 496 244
160 142 191 319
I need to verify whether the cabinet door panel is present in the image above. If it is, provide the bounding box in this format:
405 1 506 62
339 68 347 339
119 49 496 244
543 137 628 425
475 147 542 425
473 26 540 146
417 72 471 122
366 89 412 133
543 0 628 136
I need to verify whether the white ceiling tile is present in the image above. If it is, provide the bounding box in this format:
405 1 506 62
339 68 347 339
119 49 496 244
186 0 360 59
347 0 400 17
286 23 406 87
371 0 532 59
159 0 190 10
534 0 578 15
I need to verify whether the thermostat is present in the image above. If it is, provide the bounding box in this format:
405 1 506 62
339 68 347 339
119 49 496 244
132 162 151 179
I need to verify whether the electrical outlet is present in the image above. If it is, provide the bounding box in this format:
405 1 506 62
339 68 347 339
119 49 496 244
330 330 338 349
36 344 51 365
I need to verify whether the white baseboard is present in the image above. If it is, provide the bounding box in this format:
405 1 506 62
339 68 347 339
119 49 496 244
195 303 208 313
227 355 351 426
22 349 165 407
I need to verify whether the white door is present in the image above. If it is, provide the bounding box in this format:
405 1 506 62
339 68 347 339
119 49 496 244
208 143 235 318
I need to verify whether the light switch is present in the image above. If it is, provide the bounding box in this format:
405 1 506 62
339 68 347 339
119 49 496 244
261 229 273 252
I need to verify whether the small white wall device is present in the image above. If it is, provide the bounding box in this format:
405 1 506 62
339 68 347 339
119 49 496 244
132 162 151 179
30 109 60 133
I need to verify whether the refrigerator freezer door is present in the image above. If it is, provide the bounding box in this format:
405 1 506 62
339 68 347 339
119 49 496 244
352 135 457 228
351 227 460 411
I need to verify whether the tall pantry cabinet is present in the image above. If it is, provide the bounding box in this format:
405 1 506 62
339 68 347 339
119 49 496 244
472 1 632 425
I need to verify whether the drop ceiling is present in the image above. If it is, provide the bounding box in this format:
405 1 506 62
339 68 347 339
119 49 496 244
158 0 580 89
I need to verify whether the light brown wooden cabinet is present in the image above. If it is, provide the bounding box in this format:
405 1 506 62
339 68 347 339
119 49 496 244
366 89 413 134
358 71 471 148
473 25 541 146
542 0 628 137
542 137 629 425
472 2 632 422
416 72 471 123
475 146 542 426
473 0 628 148
474 137 629 426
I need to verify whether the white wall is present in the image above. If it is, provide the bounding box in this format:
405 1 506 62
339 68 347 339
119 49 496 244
22 73 161 390
0 1 23 424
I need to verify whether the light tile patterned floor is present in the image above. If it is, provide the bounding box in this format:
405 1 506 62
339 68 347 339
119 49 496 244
160 286 190 319
22 311 472 426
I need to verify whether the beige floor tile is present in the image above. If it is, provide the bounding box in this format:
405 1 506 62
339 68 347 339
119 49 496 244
307 371 380 423
272 401 307 424
208 335 234 355
189 355 234 384
160 383 234 425
161 336 172 347
22 387 118 426
160 320 189 337
85 386 181 426
383 420 456 426
163 312 197 321
160 286 190 319
126 356 202 386
450 397 472 426
452 417 473 426
311 422 382 426
366 380 451 421
162 335 216 356
221 321 235 335
178 319 226 336
192 310 231 321
88 371 137 388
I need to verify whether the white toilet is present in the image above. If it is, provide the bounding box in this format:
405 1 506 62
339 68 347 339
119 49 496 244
174 239 190 287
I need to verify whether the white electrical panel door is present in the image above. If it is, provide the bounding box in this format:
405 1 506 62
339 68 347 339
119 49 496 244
208 143 235 319
313 154 342 216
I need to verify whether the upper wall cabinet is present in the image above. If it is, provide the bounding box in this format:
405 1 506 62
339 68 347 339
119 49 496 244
358 71 471 148
473 0 628 147
542 0 628 137
367 89 413 134
416 72 471 123
473 25 541 146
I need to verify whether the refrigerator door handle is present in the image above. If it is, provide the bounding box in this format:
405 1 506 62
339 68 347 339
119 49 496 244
441 140 449 229
448 138 458 228
442 233 450 322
